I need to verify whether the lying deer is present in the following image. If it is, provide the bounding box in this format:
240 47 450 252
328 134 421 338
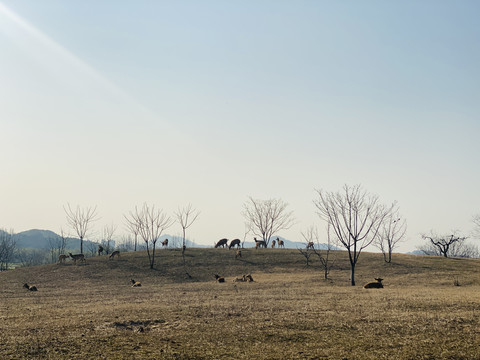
363 278 384 289
131 279 142 287
214 274 225 283
23 283 37 291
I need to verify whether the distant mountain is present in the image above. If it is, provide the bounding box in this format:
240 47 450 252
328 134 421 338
14 229 90 251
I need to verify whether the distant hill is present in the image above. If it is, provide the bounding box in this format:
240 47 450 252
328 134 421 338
9 229 339 252
13 229 91 251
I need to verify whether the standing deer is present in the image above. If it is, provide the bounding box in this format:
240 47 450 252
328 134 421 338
58 254 68 264
162 238 169 248
254 238 266 249
69 252 86 265
277 238 285 248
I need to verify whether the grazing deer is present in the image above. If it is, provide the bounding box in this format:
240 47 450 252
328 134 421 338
109 250 120 260
277 238 285 248
254 238 267 249
69 252 86 265
363 278 384 289
214 274 225 283
98 245 104 256
58 254 68 264
215 238 228 248
131 279 142 287
235 250 242 259
23 283 37 291
306 242 314 250
162 238 169 248
229 239 241 249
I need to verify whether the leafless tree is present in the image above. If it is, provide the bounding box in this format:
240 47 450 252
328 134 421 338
314 184 393 286
101 223 116 254
313 224 336 280
128 203 173 269
124 214 141 251
46 229 68 263
242 197 295 246
175 204 200 257
117 234 135 252
0 229 17 271
64 204 99 254
298 226 318 266
421 232 467 258
300 225 336 280
375 205 407 263
17 249 48 267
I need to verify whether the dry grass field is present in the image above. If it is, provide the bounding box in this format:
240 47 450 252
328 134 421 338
0 248 479 359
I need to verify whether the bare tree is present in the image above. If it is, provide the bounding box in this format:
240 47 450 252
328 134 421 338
300 225 336 280
298 226 318 266
242 197 295 246
175 204 200 257
375 205 407 263
421 232 467 258
128 203 173 269
313 224 336 281
314 184 392 286
0 229 17 271
124 214 141 251
64 204 99 254
101 223 116 254
46 229 68 263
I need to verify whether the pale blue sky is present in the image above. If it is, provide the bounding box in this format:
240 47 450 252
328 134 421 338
1 1 479 252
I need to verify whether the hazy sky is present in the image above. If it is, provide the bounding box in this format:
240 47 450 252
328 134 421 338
1 1 479 252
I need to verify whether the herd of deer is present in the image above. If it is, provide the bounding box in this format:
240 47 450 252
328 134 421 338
214 237 287 250
22 240 386 292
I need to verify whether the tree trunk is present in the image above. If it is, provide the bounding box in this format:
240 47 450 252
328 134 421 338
350 263 356 286
80 236 83 254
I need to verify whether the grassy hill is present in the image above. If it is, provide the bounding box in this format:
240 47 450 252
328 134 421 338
1 248 479 359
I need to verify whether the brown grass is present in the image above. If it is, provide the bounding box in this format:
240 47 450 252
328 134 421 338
0 249 479 359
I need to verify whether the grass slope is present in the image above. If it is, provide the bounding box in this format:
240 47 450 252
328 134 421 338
0 248 479 359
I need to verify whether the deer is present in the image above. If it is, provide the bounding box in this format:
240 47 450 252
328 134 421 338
69 252 85 265
109 250 120 260
271 239 276 248
215 238 228 248
161 238 169 248
23 283 37 291
98 245 104 256
229 239 241 249
131 279 142 287
277 238 285 248
235 249 242 259
254 237 267 249
363 278 384 289
58 254 68 264
214 274 225 283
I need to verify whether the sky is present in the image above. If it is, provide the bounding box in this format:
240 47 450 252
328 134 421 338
1 1 479 252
